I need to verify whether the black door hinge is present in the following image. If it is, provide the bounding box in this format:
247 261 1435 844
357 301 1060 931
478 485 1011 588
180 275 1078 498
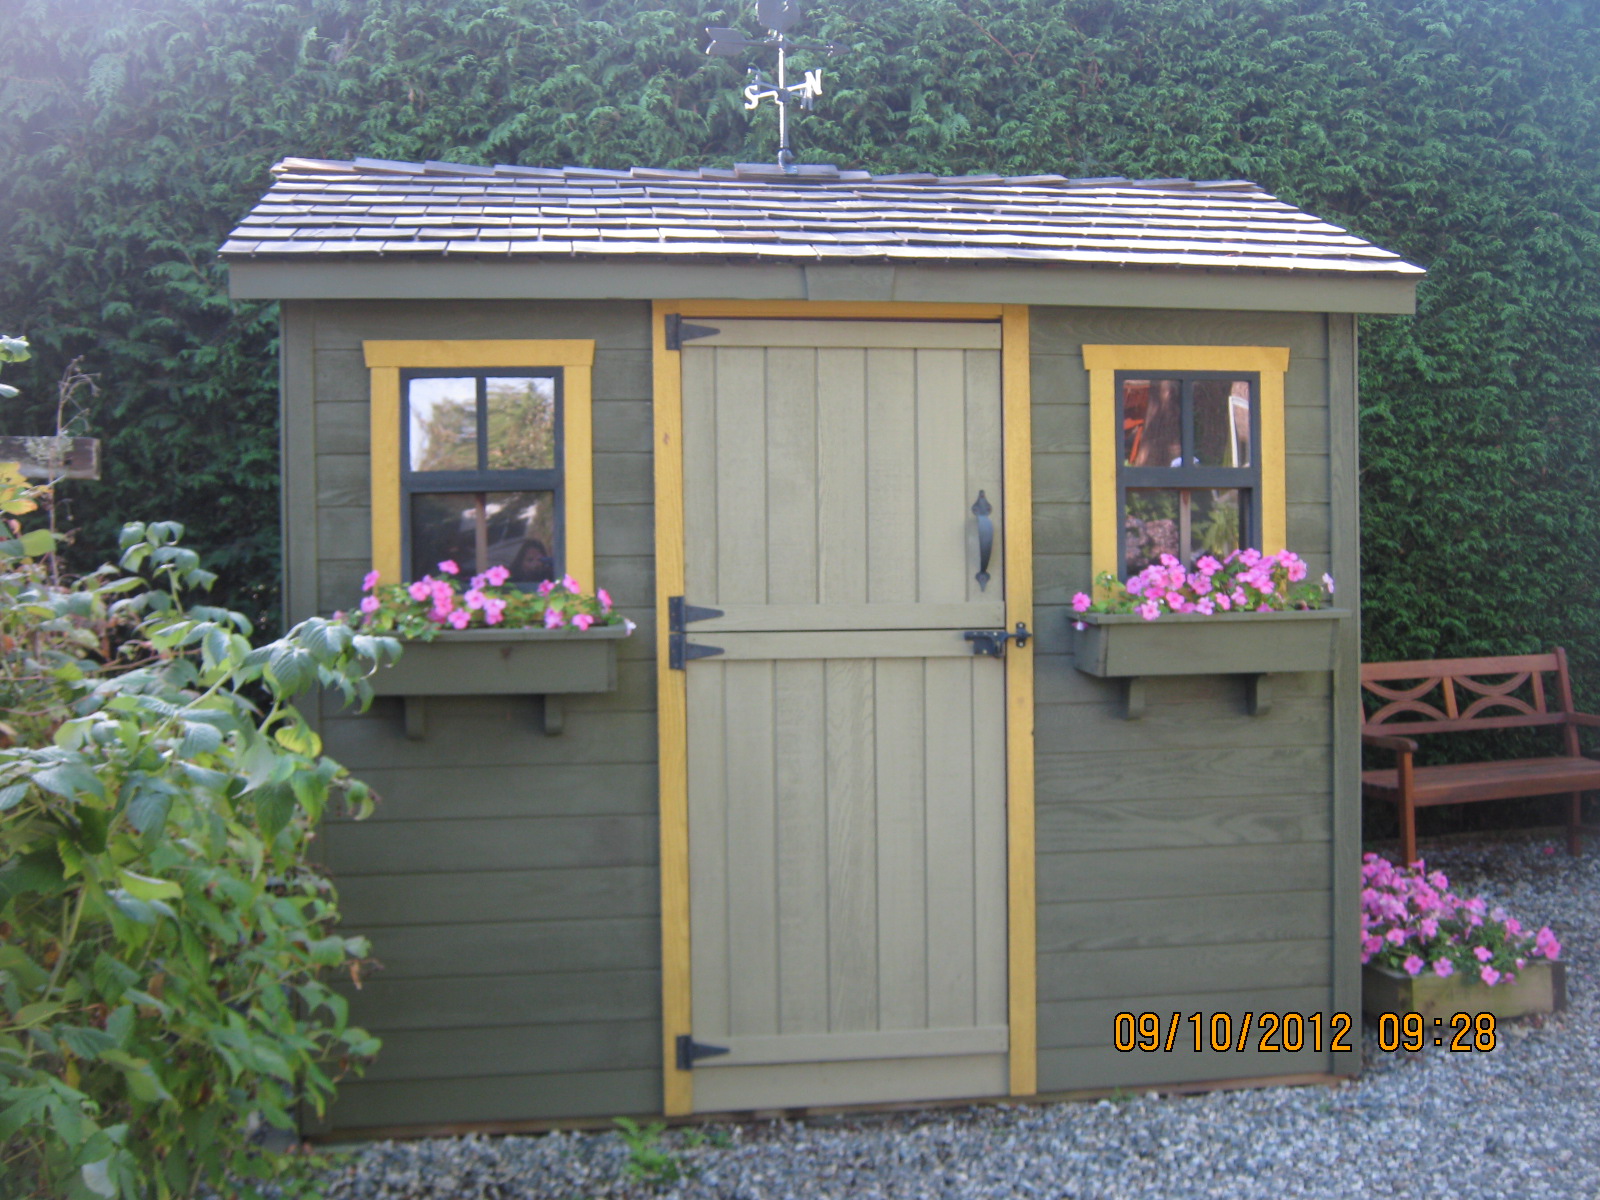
667 595 725 670
676 1034 731 1070
664 314 719 351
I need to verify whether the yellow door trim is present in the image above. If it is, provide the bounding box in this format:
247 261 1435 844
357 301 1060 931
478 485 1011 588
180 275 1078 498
1001 305 1037 1097
362 339 596 591
1082 344 1291 580
651 299 1037 1114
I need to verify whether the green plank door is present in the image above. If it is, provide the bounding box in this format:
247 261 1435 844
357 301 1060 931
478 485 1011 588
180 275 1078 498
680 319 1010 1111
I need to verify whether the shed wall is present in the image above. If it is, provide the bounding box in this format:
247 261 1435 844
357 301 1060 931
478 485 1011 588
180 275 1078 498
285 300 661 1129
1030 307 1358 1090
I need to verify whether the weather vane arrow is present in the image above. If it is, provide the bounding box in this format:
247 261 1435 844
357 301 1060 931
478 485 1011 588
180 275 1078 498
706 0 843 172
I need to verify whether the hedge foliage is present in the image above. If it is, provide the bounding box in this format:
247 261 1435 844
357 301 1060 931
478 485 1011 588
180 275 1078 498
2 0 1599 694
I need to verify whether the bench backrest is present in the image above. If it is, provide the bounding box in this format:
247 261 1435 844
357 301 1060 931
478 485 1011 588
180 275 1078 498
1360 649 1577 738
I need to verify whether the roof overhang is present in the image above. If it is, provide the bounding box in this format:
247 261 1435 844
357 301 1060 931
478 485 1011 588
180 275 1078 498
226 258 1417 315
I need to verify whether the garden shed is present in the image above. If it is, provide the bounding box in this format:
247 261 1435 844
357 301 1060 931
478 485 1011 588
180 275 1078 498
222 158 1421 1134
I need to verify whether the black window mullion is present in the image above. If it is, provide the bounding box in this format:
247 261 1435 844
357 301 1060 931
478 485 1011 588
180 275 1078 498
1180 379 1195 470
475 377 490 472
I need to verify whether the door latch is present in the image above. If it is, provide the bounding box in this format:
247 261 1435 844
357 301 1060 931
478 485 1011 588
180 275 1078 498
676 1034 731 1070
964 622 1031 658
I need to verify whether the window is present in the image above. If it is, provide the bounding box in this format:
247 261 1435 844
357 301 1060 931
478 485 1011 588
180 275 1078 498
364 340 595 591
1083 345 1289 581
1118 372 1258 576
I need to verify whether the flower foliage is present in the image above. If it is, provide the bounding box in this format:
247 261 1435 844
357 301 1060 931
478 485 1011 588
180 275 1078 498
1360 854 1561 985
1071 549 1333 622
0 469 394 1198
349 562 629 640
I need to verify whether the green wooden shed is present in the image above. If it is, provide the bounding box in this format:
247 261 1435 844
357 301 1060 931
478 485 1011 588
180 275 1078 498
221 157 1421 1135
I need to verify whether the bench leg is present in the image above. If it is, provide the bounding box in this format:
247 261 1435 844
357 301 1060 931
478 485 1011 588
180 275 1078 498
1569 792 1584 857
1400 796 1418 866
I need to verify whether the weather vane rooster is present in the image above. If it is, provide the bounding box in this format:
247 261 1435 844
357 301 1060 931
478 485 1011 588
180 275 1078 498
705 0 842 172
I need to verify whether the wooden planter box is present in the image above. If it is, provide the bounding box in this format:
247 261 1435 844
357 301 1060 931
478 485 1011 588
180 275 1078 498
1068 608 1349 718
368 625 630 738
1362 960 1567 1022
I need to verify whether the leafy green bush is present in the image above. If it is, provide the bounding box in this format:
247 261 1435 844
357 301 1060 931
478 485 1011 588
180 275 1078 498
0 464 396 1198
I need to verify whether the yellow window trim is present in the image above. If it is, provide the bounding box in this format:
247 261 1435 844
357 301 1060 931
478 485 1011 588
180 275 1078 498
652 299 1036 1114
363 339 596 591
1083 344 1290 580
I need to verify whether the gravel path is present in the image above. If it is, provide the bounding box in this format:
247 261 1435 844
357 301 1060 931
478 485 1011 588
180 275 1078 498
312 839 1600 1200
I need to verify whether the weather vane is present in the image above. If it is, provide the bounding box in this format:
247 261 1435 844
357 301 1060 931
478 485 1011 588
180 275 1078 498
705 0 842 172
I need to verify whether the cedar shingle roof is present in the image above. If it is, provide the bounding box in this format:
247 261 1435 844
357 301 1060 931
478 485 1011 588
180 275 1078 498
219 158 1422 277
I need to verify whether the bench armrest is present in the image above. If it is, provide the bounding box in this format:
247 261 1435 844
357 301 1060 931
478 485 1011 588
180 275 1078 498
1566 712 1600 729
1362 731 1418 754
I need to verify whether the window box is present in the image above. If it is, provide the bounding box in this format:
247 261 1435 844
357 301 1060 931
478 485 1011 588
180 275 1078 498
1068 608 1349 718
1361 960 1566 1023
368 625 628 738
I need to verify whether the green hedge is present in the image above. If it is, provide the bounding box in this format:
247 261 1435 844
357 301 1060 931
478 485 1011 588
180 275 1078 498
3 0 1598 700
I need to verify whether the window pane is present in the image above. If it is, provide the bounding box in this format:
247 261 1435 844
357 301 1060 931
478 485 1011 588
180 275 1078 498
1193 380 1252 467
1123 379 1182 468
409 490 556 582
1124 489 1180 576
408 378 478 471
485 377 556 470
1191 488 1244 561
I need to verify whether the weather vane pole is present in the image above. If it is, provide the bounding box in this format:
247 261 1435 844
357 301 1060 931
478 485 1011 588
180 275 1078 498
706 0 841 172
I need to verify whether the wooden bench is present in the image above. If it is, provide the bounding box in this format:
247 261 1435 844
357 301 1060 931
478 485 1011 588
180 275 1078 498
1360 649 1600 864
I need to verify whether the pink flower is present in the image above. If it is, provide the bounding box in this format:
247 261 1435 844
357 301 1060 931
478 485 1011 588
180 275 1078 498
1385 928 1408 946
1137 599 1161 621
572 613 594 631
1196 555 1221 576
1535 928 1561 959
1433 958 1454 978
561 574 580 592
363 569 381 591
1504 917 1523 937
1072 592 1093 613
1474 946 1492 963
446 608 471 630
438 559 460 575
1480 965 1502 986
484 597 507 626
537 580 556 597
598 587 613 613
408 579 433 602
1322 572 1336 594
470 573 488 590
1419 917 1439 938
1215 594 1232 611
464 588 486 610
544 608 566 628
360 595 380 615
1196 597 1215 615
1403 954 1424 976
486 564 511 587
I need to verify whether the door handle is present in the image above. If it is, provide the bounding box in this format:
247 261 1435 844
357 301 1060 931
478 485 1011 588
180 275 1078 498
972 490 993 591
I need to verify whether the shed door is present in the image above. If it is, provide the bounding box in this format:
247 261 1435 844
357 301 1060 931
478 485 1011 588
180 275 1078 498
680 319 1010 1112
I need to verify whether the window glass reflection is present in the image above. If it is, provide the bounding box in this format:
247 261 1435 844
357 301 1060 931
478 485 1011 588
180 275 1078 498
1123 379 1182 468
485 377 556 470
1193 379 1252 467
409 490 556 583
407 378 478 471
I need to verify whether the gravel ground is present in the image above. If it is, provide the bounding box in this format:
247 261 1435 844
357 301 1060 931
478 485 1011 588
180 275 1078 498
310 838 1600 1200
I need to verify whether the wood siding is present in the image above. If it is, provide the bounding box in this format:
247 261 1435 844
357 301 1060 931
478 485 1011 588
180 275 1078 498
1029 307 1353 1091
284 300 660 1130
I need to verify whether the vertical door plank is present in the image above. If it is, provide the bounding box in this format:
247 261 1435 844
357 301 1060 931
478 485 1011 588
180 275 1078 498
825 658 879 1031
970 656 1009 1029
916 350 970 605
681 347 719 600
924 657 977 1029
874 658 929 1030
687 663 730 1039
773 659 829 1034
716 348 769 604
817 349 869 605
866 349 918 604
964 350 1005 602
765 348 819 605
723 660 779 1036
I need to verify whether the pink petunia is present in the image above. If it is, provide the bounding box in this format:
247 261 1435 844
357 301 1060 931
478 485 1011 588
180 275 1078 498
1137 599 1161 621
1433 958 1454 978
363 569 381 591
1480 965 1502 986
572 613 594 631
1403 955 1424 977
1385 928 1408 945
537 580 556 597
484 597 507 626
561 574 580 592
597 587 613 613
464 588 487 611
360 595 380 615
1071 592 1093 613
544 608 566 628
438 559 460 575
485 564 511 587
446 608 471 630
408 579 433 602
1474 946 1492 963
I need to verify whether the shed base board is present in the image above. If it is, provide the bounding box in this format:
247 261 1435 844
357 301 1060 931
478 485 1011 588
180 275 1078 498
307 1071 1345 1144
